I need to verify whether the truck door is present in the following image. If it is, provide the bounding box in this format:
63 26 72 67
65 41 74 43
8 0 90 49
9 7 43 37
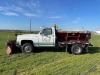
39 28 55 47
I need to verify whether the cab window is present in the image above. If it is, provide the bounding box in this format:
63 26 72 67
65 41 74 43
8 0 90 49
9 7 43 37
42 28 52 36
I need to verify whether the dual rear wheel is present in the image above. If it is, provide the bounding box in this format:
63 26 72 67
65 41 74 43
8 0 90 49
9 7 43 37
66 44 83 55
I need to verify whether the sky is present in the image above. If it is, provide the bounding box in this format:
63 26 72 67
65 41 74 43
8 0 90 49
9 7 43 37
0 0 100 31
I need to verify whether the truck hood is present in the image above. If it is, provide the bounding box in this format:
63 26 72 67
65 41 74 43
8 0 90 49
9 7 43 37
18 34 38 37
17 34 38 40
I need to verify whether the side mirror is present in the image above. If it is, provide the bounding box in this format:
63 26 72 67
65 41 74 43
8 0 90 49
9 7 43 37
40 33 43 36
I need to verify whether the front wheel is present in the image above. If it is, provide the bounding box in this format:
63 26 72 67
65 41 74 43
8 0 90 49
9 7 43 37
71 44 83 55
22 43 33 53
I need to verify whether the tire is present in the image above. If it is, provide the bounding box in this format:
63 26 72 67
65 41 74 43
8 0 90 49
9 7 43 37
71 44 83 55
22 43 33 53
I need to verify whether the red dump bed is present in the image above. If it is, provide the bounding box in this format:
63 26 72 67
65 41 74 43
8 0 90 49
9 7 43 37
56 30 91 42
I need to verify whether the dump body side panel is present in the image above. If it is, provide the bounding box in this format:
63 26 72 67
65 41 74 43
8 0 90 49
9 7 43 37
56 31 91 42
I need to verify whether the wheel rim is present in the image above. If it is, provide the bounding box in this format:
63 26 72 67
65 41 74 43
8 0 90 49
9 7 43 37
24 46 32 52
74 46 81 53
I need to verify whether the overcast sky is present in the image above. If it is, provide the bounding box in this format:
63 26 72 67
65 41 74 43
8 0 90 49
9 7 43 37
0 0 100 31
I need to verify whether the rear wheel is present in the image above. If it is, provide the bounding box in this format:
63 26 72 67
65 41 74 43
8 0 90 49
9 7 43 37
22 43 33 53
71 44 83 55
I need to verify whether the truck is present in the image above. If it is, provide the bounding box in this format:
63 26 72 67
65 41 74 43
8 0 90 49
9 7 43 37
7 25 93 55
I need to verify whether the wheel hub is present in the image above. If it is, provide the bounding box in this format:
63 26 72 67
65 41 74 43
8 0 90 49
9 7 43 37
74 47 81 53
25 46 31 52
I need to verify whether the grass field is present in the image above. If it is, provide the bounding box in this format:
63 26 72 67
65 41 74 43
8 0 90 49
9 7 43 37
0 32 100 75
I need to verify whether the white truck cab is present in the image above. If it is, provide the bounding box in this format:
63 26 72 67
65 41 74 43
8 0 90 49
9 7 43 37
16 27 56 53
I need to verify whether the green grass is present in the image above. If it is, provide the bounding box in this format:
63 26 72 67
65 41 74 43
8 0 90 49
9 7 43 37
0 32 100 75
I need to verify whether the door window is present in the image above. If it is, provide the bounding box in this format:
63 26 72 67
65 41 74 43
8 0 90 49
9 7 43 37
42 29 52 36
